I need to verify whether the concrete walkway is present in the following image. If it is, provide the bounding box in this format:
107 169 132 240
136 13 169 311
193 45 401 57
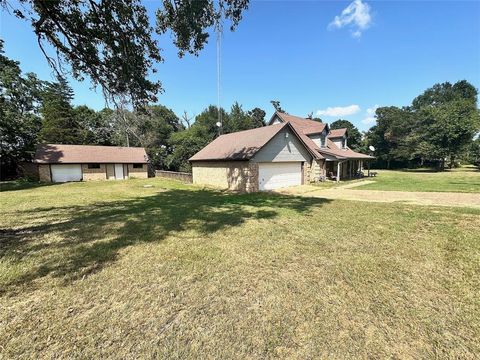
277 185 480 209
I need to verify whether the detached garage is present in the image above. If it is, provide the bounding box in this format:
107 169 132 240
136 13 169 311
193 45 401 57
33 144 149 183
189 123 318 192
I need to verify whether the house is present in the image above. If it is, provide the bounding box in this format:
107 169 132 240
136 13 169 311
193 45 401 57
189 111 373 192
33 144 149 182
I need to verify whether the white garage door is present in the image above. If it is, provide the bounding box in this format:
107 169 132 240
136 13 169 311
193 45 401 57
258 162 302 191
51 164 82 183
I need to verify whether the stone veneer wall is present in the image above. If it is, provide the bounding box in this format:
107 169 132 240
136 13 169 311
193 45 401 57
38 164 51 182
82 164 107 181
192 161 259 192
127 164 148 179
303 161 311 184
309 159 326 182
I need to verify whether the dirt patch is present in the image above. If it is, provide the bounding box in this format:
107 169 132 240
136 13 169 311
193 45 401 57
278 187 480 209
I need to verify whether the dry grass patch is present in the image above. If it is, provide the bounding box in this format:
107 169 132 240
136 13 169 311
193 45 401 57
354 166 480 193
1 178 479 358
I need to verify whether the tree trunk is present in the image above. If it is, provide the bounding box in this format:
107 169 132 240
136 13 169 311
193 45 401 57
449 155 455 169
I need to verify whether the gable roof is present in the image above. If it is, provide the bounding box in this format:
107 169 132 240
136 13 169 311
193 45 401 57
268 111 373 160
327 128 347 138
189 122 320 161
33 144 149 164
269 111 328 135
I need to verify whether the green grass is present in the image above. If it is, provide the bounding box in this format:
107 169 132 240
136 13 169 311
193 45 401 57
1 178 479 358
353 166 480 192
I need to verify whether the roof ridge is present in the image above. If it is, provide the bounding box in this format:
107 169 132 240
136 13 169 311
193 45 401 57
217 122 286 138
39 143 146 149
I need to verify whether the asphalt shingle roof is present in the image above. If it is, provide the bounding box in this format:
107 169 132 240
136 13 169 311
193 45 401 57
33 144 149 164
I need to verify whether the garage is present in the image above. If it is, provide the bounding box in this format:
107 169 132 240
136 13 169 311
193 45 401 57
258 162 302 190
51 164 82 183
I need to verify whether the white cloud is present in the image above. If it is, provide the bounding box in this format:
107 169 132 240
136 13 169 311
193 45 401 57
316 105 360 117
361 105 379 124
329 0 372 38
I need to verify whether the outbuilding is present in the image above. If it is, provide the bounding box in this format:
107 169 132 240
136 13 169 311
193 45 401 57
33 144 149 182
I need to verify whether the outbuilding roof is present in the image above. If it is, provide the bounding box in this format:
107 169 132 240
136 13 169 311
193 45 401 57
33 144 149 164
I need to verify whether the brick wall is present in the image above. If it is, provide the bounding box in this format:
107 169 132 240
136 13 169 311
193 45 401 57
127 164 148 178
82 164 107 181
192 161 259 192
38 165 51 182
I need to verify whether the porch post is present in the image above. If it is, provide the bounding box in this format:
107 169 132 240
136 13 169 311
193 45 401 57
336 161 341 182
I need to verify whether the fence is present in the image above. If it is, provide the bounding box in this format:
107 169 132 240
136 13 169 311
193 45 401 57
155 170 193 183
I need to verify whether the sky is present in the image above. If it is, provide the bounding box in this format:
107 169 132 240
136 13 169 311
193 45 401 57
1 0 479 131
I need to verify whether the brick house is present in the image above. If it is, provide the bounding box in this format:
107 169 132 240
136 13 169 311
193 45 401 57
189 111 373 192
33 144 149 182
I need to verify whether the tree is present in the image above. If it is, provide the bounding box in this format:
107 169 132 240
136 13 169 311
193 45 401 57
166 106 221 172
137 105 183 169
412 80 479 168
7 0 249 107
227 102 265 132
39 78 83 144
330 119 362 150
108 104 182 169
165 103 264 171
73 105 115 145
0 39 43 179
226 102 250 132
366 80 479 170
367 106 413 168
270 100 285 113
247 107 266 127
412 80 477 110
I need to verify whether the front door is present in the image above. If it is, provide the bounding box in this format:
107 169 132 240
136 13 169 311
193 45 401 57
114 164 124 180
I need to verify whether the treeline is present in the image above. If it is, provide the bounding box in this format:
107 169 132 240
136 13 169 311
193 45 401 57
0 41 266 179
365 80 480 169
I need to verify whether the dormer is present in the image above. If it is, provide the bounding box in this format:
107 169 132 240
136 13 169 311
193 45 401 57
327 128 348 149
307 129 328 148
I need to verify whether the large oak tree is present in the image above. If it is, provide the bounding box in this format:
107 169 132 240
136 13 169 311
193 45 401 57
3 0 249 108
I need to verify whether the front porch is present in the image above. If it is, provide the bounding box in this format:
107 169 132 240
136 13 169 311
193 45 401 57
326 159 368 181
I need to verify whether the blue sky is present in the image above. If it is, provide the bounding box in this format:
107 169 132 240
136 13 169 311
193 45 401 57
1 0 479 131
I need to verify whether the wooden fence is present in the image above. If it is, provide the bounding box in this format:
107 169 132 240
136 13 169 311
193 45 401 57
155 170 193 183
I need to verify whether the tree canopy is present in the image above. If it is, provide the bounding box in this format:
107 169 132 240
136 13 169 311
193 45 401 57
329 119 361 150
366 80 479 169
0 39 43 178
5 0 249 107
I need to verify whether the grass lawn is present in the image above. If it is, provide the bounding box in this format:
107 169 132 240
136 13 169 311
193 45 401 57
353 166 480 193
1 178 479 358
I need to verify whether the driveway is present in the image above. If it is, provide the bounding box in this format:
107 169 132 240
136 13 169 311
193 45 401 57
277 183 480 209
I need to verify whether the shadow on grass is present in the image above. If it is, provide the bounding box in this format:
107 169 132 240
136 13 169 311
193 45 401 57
0 180 58 192
0 188 330 293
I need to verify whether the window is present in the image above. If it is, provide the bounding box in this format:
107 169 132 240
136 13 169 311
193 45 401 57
87 163 100 169
133 164 143 169
320 135 326 148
